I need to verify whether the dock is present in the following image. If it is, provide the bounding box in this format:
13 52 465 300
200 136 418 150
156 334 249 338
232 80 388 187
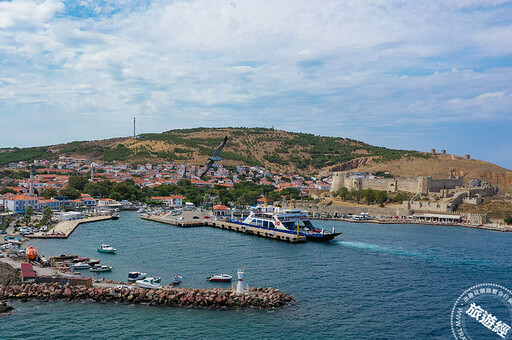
142 215 306 243
27 215 113 239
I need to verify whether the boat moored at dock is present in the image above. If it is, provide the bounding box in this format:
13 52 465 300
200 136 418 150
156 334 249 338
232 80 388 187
207 274 232 282
90 265 112 272
128 271 146 282
229 204 341 242
136 277 162 289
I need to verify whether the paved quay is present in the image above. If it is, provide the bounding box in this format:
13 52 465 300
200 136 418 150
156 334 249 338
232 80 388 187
27 215 113 239
141 214 307 243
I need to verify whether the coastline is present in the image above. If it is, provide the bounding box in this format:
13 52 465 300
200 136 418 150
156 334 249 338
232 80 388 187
312 216 512 232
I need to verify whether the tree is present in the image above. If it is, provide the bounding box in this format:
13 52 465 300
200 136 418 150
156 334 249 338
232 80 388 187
24 206 34 224
336 187 349 200
68 175 89 191
350 188 362 203
376 191 388 204
505 217 512 225
59 188 81 200
42 188 58 199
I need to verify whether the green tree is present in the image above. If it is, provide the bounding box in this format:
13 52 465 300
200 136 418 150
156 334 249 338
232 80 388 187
362 188 377 204
42 188 58 199
68 175 89 191
505 217 512 225
59 188 81 199
336 187 349 200
350 189 362 203
24 206 34 224
376 191 388 204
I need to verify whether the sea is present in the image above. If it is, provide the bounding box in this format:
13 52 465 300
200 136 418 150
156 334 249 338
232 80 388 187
1 211 512 339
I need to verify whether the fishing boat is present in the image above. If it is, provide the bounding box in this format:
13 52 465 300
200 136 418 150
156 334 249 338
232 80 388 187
90 265 112 272
171 275 182 285
207 274 232 282
229 202 341 242
97 244 116 254
128 271 147 282
136 277 162 289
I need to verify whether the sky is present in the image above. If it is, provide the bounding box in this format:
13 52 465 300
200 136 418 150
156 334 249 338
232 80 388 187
0 0 511 169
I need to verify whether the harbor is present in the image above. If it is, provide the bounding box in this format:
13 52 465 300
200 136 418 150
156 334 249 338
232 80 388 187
3 211 512 338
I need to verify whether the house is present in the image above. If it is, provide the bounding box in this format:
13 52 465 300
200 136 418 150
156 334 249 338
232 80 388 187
4 194 40 213
150 196 185 207
97 198 122 208
213 204 229 216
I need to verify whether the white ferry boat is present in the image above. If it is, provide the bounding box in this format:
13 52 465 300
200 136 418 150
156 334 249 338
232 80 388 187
230 204 341 242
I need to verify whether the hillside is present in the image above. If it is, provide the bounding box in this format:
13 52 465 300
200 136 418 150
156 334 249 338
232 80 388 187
1 127 510 193
339 153 512 194
0 127 427 172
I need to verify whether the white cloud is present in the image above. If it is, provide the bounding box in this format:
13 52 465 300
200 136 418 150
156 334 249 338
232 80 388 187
0 0 511 167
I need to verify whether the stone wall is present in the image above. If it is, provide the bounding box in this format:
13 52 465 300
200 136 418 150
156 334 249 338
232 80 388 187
331 173 463 194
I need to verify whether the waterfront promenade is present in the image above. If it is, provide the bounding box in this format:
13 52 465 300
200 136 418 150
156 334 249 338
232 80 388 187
27 215 113 239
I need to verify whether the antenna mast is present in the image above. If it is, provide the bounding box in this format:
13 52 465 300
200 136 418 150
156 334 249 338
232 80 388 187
133 117 136 138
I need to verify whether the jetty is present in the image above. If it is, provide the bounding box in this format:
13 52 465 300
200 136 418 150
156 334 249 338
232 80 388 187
141 216 306 243
26 215 113 239
0 283 293 310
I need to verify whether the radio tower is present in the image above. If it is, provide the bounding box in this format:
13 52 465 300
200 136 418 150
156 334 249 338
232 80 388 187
133 117 136 138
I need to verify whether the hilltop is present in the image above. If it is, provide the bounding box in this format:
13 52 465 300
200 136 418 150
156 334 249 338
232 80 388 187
0 127 427 172
1 127 510 193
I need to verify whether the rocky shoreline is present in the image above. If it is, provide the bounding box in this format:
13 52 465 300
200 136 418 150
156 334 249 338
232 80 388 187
0 283 293 310
0 262 22 286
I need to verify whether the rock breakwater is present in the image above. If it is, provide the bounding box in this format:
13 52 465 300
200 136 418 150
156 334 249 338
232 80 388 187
0 283 293 310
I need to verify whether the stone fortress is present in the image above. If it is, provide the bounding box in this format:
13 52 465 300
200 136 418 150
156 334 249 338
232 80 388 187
331 172 464 195
330 172 496 215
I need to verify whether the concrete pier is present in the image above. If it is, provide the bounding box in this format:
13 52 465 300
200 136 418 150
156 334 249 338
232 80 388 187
142 216 306 243
27 215 113 239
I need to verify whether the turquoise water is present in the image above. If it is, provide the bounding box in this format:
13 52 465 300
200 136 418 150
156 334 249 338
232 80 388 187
2 211 512 339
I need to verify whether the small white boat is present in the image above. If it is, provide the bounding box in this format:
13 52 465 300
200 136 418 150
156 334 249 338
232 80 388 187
207 274 232 282
90 265 112 272
72 263 91 270
136 277 162 289
128 271 147 282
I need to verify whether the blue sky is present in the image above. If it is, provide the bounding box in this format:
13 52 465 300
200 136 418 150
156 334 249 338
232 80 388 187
0 0 511 169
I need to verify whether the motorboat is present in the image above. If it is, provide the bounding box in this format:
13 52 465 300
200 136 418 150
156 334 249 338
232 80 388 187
111 213 120 220
136 277 162 289
72 262 91 270
207 274 232 282
171 275 182 285
128 271 147 282
97 244 116 254
90 265 112 272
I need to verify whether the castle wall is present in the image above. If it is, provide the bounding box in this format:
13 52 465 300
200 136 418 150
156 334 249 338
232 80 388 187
330 172 464 194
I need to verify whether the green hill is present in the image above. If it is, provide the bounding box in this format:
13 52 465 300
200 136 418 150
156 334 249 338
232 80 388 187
0 127 428 173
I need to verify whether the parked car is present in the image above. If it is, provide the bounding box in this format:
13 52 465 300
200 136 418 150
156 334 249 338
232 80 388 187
192 216 200 219
0 230 7 234
203 216 210 219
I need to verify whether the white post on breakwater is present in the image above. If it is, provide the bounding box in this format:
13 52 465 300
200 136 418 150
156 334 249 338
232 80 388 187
236 268 245 295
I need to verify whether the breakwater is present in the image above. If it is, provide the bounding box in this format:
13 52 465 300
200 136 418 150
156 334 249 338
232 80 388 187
0 283 293 310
